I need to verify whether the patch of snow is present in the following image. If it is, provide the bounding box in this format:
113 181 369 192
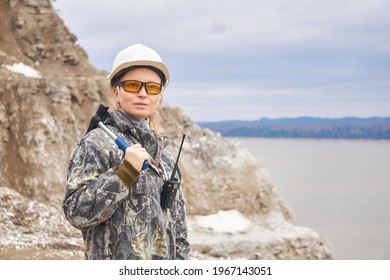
3 62 41 78
193 209 252 233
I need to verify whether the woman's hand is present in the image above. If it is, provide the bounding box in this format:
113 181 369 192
124 144 150 172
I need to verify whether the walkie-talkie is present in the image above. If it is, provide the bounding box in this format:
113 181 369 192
161 134 186 209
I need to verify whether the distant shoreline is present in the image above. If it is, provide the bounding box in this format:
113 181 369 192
198 117 390 140
226 136 390 142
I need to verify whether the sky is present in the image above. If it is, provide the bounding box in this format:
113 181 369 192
52 0 390 122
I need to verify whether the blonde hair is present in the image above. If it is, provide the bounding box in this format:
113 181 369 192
149 106 162 134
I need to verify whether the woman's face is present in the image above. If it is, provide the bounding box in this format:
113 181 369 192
113 67 162 120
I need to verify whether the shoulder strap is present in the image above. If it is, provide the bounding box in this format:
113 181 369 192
85 103 110 135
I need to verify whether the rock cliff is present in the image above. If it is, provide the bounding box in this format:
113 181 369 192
0 0 333 259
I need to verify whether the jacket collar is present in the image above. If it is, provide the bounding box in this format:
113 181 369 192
108 110 151 133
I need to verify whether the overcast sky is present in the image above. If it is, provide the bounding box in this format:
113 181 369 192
53 0 390 122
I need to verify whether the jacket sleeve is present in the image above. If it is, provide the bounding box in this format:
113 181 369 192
174 181 191 259
63 136 130 230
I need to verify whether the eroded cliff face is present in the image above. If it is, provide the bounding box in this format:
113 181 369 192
0 0 112 205
0 0 333 259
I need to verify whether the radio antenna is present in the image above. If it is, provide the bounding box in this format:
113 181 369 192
170 134 186 181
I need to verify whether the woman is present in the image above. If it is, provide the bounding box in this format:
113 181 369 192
63 44 190 260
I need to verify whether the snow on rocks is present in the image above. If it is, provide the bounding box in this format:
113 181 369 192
3 62 41 78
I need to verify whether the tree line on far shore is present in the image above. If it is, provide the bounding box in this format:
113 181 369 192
198 117 390 139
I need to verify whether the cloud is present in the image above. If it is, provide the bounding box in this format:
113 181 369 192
53 0 390 121
55 0 390 59
165 79 390 121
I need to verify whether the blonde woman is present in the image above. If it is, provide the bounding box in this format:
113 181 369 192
63 44 190 260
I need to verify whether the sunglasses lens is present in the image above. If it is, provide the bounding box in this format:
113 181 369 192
121 81 161 94
122 81 142 93
145 83 161 95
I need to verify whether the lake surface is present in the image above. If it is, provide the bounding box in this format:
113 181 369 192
230 137 390 260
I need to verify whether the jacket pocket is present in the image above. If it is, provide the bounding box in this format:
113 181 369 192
128 175 151 214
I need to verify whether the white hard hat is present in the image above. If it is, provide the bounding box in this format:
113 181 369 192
107 44 170 89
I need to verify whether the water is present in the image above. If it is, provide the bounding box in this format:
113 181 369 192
230 137 390 260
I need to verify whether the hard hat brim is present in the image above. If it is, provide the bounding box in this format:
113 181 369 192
107 60 170 90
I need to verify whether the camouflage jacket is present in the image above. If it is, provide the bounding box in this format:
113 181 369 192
63 110 190 259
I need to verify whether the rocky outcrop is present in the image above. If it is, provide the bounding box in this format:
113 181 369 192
0 0 333 259
0 187 83 259
0 0 112 207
